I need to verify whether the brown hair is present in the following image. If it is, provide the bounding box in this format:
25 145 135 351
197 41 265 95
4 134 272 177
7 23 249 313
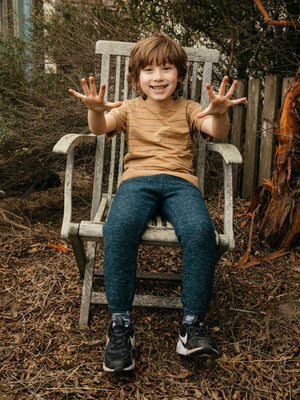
127 33 187 92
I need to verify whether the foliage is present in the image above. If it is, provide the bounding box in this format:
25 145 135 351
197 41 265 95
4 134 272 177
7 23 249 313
0 0 140 195
0 0 299 195
117 0 300 78
0 34 29 139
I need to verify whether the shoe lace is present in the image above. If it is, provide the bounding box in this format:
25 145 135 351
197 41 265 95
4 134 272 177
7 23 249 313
187 321 208 338
109 318 132 350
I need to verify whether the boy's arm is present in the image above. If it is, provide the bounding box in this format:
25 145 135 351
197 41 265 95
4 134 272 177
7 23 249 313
69 77 121 135
88 109 117 135
198 76 246 139
200 113 230 140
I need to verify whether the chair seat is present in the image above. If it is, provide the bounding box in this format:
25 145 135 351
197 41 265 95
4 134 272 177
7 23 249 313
78 219 231 252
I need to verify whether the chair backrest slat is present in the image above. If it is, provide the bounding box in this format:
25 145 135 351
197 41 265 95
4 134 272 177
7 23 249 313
91 40 219 213
190 62 198 101
91 135 106 220
107 135 117 203
114 56 121 100
201 62 213 108
124 57 130 99
101 54 110 95
182 64 189 98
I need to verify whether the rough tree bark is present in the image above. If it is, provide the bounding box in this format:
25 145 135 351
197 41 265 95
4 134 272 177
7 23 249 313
248 1 300 249
249 67 300 249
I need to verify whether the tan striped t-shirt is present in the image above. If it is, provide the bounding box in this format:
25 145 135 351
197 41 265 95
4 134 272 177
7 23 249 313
108 96 207 187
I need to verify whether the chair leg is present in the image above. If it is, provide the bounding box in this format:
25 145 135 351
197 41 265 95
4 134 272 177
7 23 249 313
69 223 87 278
79 241 97 329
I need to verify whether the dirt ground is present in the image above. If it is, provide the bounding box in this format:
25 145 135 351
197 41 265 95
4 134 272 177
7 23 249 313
1 181 299 400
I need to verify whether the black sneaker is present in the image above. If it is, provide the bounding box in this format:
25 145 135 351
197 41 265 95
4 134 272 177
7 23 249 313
103 317 135 372
176 316 220 358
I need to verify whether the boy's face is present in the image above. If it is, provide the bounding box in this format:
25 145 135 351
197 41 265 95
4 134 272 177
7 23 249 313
138 63 181 106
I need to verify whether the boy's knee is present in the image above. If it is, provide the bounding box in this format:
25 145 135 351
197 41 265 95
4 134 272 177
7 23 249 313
103 214 144 239
180 220 216 248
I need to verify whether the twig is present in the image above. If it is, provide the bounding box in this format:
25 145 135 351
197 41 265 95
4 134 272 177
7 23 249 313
253 0 300 28
0 209 31 231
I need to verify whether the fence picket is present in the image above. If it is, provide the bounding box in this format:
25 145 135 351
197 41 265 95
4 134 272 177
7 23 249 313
242 79 261 199
258 75 279 185
281 77 294 107
237 74 295 199
231 79 246 192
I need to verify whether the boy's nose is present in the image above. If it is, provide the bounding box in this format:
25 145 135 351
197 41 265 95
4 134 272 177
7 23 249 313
153 68 163 80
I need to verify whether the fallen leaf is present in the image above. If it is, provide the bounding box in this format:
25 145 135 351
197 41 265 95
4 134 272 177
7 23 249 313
46 243 67 253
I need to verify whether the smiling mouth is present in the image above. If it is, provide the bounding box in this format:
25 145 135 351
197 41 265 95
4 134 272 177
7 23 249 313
151 85 168 90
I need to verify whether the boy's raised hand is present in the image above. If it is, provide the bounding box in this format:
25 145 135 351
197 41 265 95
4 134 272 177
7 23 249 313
196 76 247 119
69 77 122 113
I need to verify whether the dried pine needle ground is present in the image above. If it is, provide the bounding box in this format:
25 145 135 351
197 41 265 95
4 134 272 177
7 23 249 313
1 186 299 400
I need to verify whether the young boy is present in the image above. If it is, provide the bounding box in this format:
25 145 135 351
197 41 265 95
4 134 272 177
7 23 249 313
69 33 246 372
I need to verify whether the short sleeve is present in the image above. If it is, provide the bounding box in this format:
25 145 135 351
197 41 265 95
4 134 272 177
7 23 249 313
186 100 210 139
106 101 128 138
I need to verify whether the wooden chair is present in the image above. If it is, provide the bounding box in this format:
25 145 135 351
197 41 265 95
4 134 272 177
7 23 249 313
53 40 242 328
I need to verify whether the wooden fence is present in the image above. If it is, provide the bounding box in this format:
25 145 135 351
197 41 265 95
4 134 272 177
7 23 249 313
230 75 294 199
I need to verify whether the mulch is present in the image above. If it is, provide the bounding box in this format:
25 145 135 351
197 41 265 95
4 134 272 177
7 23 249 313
1 181 299 400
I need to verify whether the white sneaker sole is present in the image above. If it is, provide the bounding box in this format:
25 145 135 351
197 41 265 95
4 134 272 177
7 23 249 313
176 339 219 357
103 359 135 372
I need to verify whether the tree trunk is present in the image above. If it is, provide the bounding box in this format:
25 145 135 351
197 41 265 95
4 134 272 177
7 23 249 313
249 66 300 249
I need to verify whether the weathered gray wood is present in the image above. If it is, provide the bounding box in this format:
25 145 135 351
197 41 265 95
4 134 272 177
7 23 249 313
95 40 219 62
201 62 212 108
53 133 96 154
78 220 180 244
191 62 198 101
107 135 116 202
182 67 189 98
281 77 294 107
115 56 121 100
207 142 243 250
183 47 219 63
101 53 110 89
79 242 97 328
93 195 108 222
91 292 182 309
207 142 243 164
94 268 183 282
61 150 74 239
78 218 230 250
91 135 106 221
124 57 130 99
69 223 86 278
231 80 246 191
223 162 234 250
258 75 279 185
96 41 133 56
242 78 261 199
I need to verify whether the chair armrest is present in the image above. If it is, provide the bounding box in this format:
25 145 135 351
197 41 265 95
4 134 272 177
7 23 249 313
53 133 96 154
207 142 242 164
207 142 243 251
53 133 97 239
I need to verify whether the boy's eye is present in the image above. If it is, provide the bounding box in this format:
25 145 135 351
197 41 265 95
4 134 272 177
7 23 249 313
163 64 174 71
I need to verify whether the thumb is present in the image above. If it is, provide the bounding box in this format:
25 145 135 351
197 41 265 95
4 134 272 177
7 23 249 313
196 107 209 118
108 101 123 109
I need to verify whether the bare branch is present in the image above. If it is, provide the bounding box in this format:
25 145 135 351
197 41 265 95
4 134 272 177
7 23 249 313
254 0 300 29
